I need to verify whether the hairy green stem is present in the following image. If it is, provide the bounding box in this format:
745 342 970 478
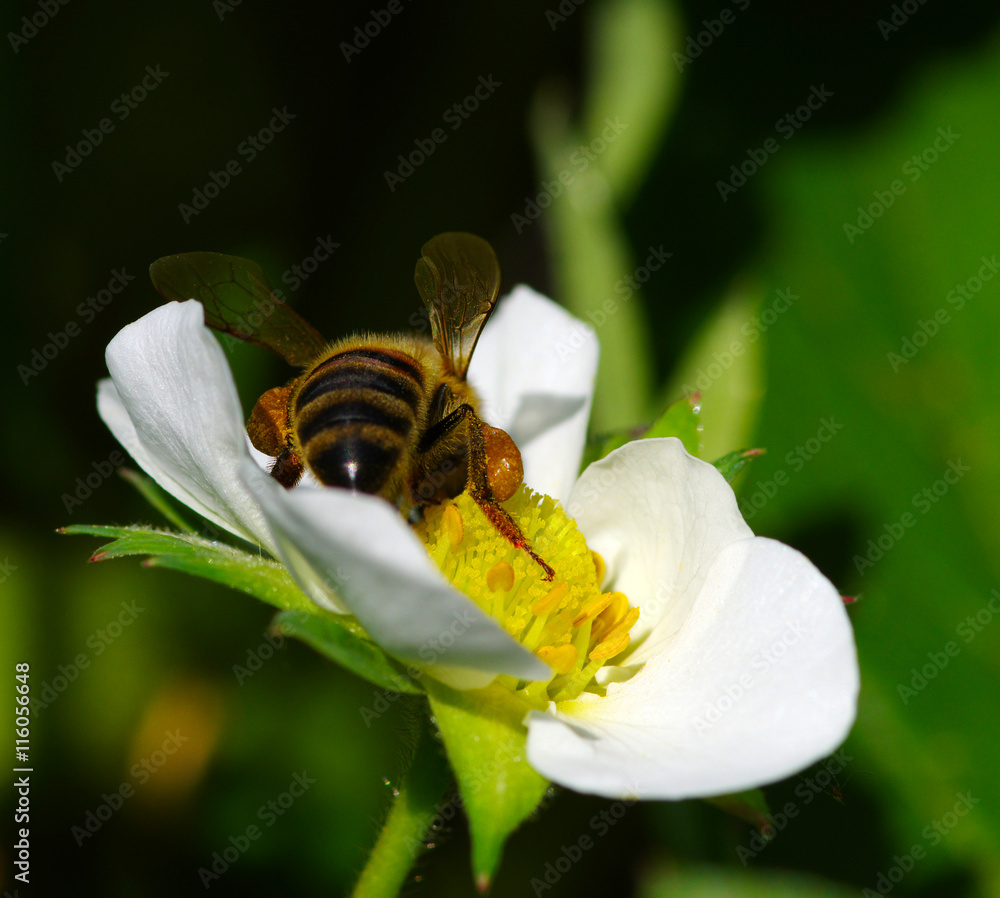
350 707 452 898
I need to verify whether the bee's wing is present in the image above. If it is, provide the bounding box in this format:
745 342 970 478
149 252 327 367
413 232 501 380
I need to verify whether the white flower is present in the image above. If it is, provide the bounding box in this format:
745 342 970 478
99 288 858 801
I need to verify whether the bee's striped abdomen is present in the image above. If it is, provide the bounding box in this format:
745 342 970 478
294 347 424 495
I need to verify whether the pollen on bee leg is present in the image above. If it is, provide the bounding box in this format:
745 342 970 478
442 505 464 549
486 561 514 593
536 643 578 675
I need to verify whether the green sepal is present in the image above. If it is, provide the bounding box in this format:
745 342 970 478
425 680 550 889
580 426 646 471
62 523 419 696
712 448 765 484
642 392 702 455
61 524 316 613
704 787 771 831
274 609 422 696
581 393 702 470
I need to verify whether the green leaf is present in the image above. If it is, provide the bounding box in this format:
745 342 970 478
640 866 858 898
580 394 702 470
274 609 422 696
703 788 770 830
60 524 316 614
425 680 549 889
580 426 645 471
750 32 1000 884
664 282 766 461
644 392 702 455
712 448 765 484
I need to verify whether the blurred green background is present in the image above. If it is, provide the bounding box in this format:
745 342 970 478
3 0 1000 894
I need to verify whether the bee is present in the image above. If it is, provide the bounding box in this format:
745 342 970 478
150 232 553 578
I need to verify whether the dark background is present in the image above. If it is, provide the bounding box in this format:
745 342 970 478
3 1 1000 895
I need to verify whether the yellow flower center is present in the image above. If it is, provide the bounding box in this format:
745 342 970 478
415 485 641 703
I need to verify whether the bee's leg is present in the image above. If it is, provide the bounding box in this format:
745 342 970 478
416 405 554 581
247 383 303 489
269 448 304 489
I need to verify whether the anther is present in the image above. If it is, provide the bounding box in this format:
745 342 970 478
442 505 464 549
589 630 631 664
531 581 568 617
573 591 618 627
486 561 515 593
591 551 606 587
537 643 578 675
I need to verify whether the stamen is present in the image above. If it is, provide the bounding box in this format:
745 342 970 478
415 485 643 705
531 582 568 617
592 551 606 587
486 561 514 593
589 630 631 664
442 505 464 548
597 592 628 629
573 591 619 627
536 643 578 675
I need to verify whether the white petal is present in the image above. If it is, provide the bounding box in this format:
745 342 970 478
100 300 274 550
241 460 551 683
525 537 859 799
567 438 752 654
471 285 598 505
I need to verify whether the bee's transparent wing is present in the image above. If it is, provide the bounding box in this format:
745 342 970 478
413 232 501 379
150 252 327 367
